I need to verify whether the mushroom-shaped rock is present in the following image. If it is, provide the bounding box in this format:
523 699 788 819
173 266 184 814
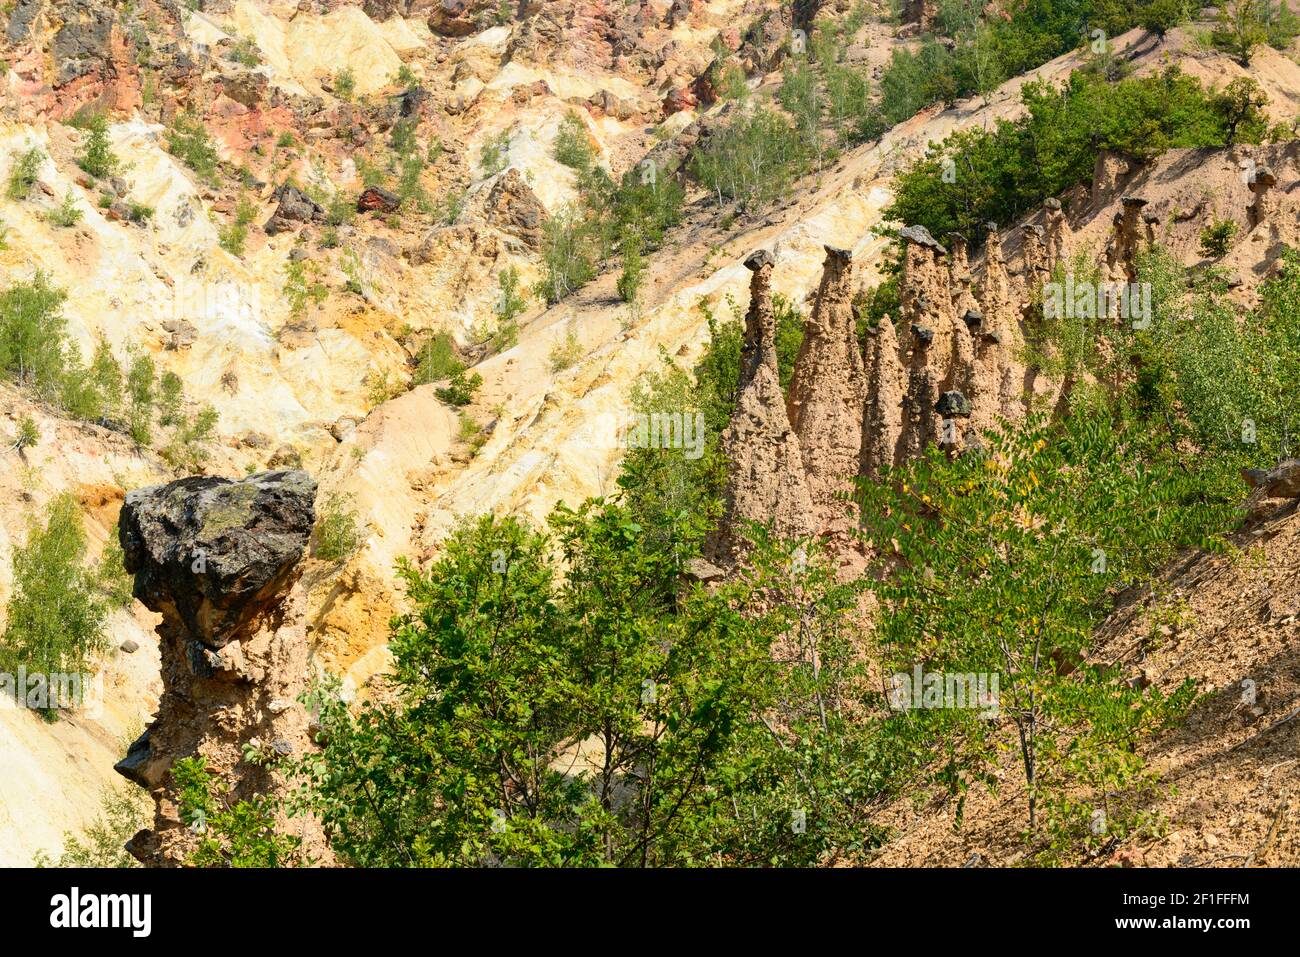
898 224 947 255
712 251 817 559
119 470 317 649
786 245 868 530
114 470 328 866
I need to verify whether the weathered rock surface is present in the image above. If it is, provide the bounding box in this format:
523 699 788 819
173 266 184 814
787 245 867 530
119 471 317 650
115 470 327 867
483 168 549 249
712 250 816 560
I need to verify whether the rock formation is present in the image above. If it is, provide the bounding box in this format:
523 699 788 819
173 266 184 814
483 167 550 249
1249 165 1279 234
901 0 933 32
976 223 1025 420
948 232 980 319
786 245 868 530
861 314 906 476
898 224 954 357
1043 197 1070 272
1104 196 1148 286
712 252 816 559
114 470 328 866
897 322 938 463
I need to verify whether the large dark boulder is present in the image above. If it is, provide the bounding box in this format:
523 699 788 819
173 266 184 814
357 185 402 214
51 0 114 85
263 184 325 235
118 471 317 649
936 390 973 418
5 0 42 44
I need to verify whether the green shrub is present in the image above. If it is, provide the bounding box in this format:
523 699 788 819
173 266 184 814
288 507 875 867
341 249 365 296
6 147 43 200
173 756 303 867
0 272 72 398
326 191 355 226
887 67 1244 248
166 112 220 184
46 190 83 228
229 36 261 68
553 111 596 171
435 368 482 406
160 405 219 472
437 188 467 224
95 524 135 610
1200 218 1238 257
283 258 328 316
218 196 258 257
617 231 645 307
489 266 526 351
0 494 108 717
457 410 485 451
125 352 155 445
77 113 118 179
413 331 464 385
689 106 810 212
535 207 598 304
547 328 583 372
313 494 361 562
479 129 512 177
334 68 356 101
86 341 124 423
858 409 1206 848
1212 0 1297 64
392 64 417 89
395 154 428 211
356 155 387 189
157 367 183 427
11 415 39 452
33 786 148 868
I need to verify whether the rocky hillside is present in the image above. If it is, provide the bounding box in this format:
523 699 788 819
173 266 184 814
3 0 1300 866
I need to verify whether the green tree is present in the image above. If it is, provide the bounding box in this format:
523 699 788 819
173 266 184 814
0 272 71 397
126 352 156 445
1213 0 1277 63
173 756 304 867
535 207 597 304
219 196 258 257
166 112 220 184
291 507 877 867
689 107 810 212
77 113 119 179
87 342 125 423
10 415 38 453
46 190 83 228
490 266 527 351
1214 76 1270 146
617 230 645 307
435 368 482 406
33 786 148 868
553 111 596 171
0 495 108 717
6 147 43 200
313 494 361 562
